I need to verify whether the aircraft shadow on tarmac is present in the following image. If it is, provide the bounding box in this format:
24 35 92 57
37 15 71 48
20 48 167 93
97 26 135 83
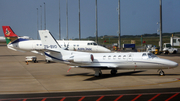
65 71 180 81
0 55 25 57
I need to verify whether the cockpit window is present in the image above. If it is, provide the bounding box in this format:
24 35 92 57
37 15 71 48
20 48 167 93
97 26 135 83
142 53 147 56
148 53 157 58
93 43 97 45
87 42 98 45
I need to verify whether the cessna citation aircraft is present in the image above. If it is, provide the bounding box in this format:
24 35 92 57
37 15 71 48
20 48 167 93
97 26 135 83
2 26 110 55
39 30 178 76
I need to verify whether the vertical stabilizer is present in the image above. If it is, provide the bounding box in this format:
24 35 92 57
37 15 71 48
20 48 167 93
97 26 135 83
39 30 65 53
2 26 18 44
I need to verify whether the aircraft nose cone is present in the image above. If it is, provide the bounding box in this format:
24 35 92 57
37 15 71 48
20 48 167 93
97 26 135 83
106 49 111 53
168 61 178 68
100 47 111 53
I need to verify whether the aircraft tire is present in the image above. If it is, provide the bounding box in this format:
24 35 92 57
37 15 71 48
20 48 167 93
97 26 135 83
111 69 117 75
99 73 102 77
46 60 50 63
95 72 102 77
159 70 165 76
173 51 177 54
33 59 37 63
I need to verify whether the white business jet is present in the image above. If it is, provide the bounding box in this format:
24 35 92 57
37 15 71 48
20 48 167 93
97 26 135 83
39 30 178 76
2 26 111 55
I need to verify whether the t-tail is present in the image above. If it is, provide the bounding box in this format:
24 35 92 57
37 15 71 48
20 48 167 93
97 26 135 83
39 30 68 55
2 26 18 45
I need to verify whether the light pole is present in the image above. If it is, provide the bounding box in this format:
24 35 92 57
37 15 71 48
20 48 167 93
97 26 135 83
59 0 61 40
118 0 121 49
37 8 39 39
95 0 98 43
44 2 46 30
79 0 81 40
66 0 68 40
159 0 162 51
40 5 42 30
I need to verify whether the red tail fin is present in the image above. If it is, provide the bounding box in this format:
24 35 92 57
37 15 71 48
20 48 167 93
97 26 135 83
2 26 18 44
2 26 18 37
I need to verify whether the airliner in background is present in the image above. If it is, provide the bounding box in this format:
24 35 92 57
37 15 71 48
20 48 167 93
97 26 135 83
0 36 6 42
2 26 111 60
39 30 178 76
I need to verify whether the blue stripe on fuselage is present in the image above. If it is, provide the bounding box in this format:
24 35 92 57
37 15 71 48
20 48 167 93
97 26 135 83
11 38 29 44
44 52 67 62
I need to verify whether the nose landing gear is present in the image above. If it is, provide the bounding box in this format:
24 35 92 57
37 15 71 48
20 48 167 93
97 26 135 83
158 69 165 76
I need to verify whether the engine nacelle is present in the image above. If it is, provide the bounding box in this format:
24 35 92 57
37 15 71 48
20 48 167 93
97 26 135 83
73 54 94 63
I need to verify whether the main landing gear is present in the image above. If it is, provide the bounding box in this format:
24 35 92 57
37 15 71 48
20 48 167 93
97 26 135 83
94 69 102 77
111 69 117 75
158 69 165 76
94 69 118 77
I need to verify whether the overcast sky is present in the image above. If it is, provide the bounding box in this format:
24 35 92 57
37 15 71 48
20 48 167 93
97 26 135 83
0 0 180 39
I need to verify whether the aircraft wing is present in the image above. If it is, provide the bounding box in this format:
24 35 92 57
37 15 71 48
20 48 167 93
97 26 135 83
31 50 44 55
76 65 117 70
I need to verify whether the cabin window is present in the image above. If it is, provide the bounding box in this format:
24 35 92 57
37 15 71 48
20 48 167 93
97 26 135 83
77 45 79 47
118 55 121 59
108 55 111 59
36 44 38 46
40 44 42 46
103 55 106 59
123 55 126 59
142 53 147 56
87 43 90 45
113 55 116 59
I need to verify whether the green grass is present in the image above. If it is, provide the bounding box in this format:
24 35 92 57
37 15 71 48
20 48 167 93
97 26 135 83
84 36 171 47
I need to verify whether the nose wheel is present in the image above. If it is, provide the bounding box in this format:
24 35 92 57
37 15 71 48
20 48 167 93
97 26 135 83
158 69 165 76
94 69 102 77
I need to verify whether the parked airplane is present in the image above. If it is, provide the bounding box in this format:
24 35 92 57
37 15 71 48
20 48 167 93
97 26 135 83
39 30 178 76
2 26 111 55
